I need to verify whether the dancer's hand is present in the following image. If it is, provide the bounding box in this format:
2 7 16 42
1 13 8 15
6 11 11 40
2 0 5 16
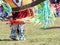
22 18 29 23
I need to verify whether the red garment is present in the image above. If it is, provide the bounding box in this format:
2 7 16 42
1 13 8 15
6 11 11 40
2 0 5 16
10 19 24 24
17 9 31 19
10 8 34 24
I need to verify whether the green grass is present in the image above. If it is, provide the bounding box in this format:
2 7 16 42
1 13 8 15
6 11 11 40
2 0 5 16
0 18 60 45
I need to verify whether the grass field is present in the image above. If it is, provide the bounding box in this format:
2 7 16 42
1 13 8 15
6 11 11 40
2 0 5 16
0 18 60 45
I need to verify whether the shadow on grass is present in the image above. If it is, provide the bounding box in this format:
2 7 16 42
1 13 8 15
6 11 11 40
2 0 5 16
41 26 60 29
0 39 17 41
